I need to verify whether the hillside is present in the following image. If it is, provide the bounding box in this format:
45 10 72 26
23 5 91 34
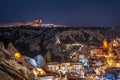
0 27 120 58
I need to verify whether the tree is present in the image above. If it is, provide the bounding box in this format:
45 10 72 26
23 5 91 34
0 42 4 49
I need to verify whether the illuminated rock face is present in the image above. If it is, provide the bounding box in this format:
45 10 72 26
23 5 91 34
34 55 45 67
27 55 45 67
0 53 35 80
28 58 38 67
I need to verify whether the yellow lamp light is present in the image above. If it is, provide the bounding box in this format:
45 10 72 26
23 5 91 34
14 52 22 59
103 39 108 49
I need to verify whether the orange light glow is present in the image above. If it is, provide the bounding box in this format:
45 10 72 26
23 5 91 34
103 39 108 49
108 46 112 53
14 52 22 59
107 59 115 67
96 49 103 54
33 68 46 76
116 63 120 67
33 68 38 75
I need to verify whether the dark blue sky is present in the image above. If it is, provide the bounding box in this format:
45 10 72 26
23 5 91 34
0 0 120 26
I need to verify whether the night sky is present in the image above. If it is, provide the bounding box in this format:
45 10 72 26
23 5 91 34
0 0 120 26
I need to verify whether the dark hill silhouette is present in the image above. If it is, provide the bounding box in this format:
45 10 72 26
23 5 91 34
0 26 120 58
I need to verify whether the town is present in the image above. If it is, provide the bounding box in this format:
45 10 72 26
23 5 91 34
0 28 120 80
